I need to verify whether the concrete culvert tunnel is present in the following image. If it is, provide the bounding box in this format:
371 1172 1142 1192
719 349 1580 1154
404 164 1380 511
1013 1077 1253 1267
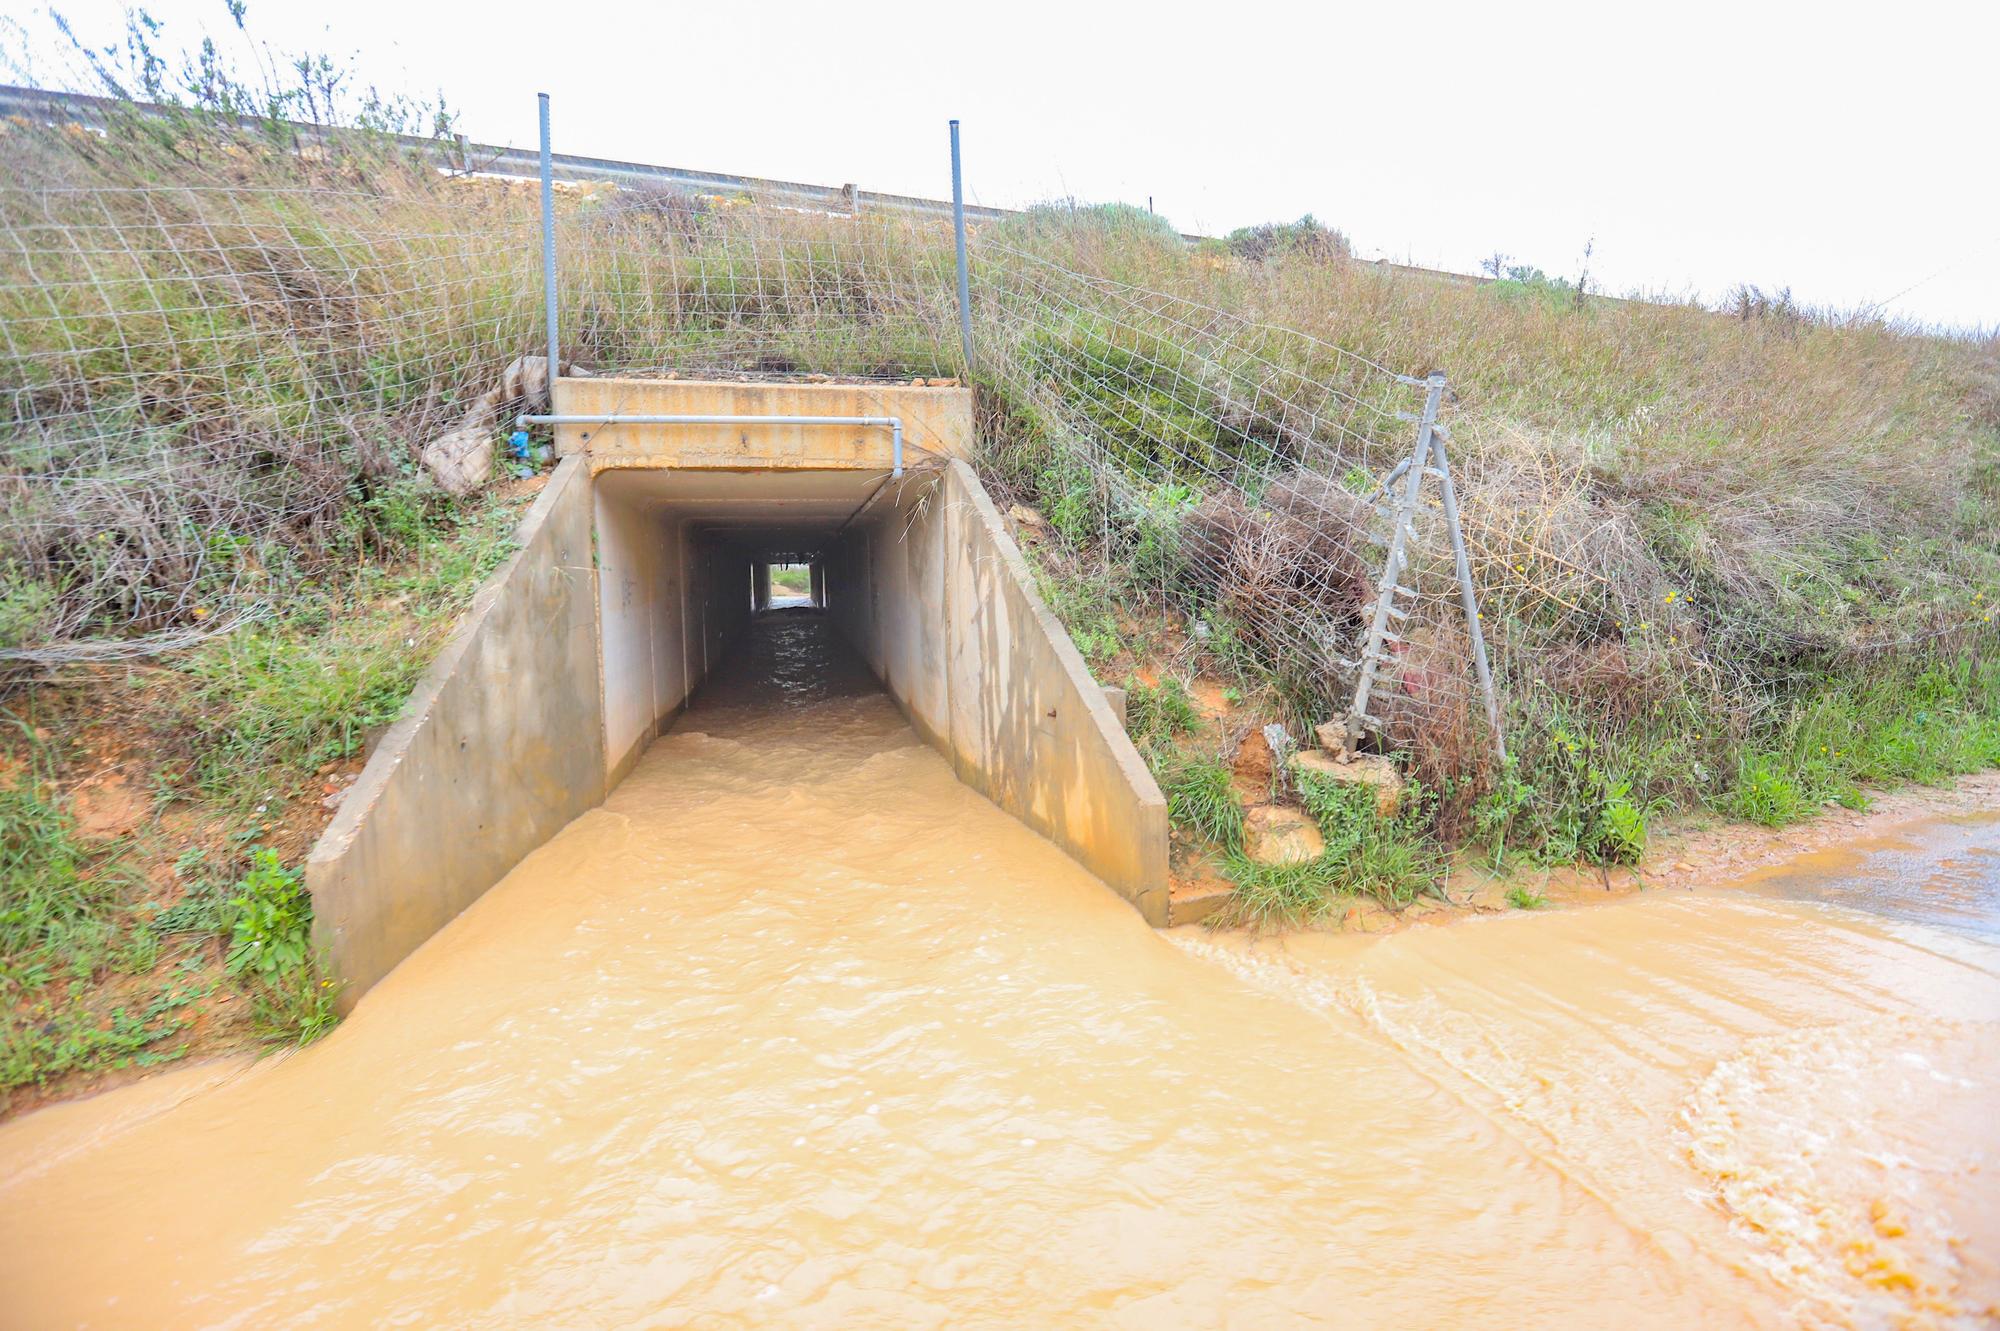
308 378 1168 1006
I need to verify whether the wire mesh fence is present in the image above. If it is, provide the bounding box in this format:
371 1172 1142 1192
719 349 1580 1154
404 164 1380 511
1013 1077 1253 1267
5 108 1995 811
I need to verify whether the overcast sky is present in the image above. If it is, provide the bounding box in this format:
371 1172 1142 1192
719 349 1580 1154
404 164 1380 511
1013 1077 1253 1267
8 0 1996 330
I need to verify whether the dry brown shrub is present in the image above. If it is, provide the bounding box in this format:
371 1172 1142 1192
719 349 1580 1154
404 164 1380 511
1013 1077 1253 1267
1181 469 1375 657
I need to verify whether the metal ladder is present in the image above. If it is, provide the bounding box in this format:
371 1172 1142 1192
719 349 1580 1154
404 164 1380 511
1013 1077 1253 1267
1344 372 1506 764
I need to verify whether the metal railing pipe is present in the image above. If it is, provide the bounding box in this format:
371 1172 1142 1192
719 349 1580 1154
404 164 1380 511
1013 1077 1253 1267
517 413 904 477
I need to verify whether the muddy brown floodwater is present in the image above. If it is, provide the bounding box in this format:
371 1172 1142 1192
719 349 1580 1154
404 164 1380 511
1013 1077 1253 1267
3 612 1996 1329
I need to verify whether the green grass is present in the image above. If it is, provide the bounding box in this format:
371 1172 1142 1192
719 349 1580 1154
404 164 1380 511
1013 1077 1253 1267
1125 676 1199 754
1155 750 1243 849
0 725 208 1096
1723 659 2000 826
0 492 512 1100
0 726 132 992
1506 885 1550 911
1222 772 1445 926
181 497 516 807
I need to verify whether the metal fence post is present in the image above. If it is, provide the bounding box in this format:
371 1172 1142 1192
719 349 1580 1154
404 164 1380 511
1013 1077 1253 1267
537 93 559 382
949 119 973 376
1430 436 1507 765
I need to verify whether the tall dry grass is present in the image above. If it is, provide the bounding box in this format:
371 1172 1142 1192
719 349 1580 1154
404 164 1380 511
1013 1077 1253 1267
3 100 1995 846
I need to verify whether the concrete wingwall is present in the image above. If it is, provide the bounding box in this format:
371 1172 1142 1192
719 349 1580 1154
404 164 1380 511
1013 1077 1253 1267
307 458 606 1008
828 461 1170 922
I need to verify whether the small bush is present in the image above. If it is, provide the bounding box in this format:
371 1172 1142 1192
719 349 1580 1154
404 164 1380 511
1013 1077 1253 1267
1475 731 1653 866
1225 215 1351 265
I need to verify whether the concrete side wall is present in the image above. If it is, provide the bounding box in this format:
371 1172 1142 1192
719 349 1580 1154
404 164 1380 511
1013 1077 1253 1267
557 377 974 470
829 461 1169 921
307 458 605 1007
597 488 753 785
596 485 661 784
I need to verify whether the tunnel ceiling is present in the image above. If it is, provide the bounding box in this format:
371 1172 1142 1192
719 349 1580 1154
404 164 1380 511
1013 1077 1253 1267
594 466 894 560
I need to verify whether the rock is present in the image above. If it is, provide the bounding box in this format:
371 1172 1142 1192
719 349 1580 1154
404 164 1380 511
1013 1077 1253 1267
498 354 556 411
419 424 494 496
1289 749 1403 817
1006 503 1045 529
1243 805 1325 867
1313 718 1353 752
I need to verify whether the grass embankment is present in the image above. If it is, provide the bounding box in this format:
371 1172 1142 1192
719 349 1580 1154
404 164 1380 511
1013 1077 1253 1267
0 491 521 1114
995 209 2000 919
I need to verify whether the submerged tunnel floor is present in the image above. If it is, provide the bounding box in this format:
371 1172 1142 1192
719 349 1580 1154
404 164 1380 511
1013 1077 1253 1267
3 619 1998 1325
690 606 879 726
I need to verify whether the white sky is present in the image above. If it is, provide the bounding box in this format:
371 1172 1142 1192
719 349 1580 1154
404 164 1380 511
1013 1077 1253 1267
9 0 1997 330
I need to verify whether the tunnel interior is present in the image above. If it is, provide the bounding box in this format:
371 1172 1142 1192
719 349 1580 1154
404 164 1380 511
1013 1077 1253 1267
592 466 889 781
586 457 1166 923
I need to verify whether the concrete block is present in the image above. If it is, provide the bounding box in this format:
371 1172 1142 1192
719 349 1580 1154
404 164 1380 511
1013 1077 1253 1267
828 460 1170 925
1290 749 1404 817
1101 685 1128 729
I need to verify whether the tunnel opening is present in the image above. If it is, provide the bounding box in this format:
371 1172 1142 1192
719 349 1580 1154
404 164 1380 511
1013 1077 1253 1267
592 465 893 782
763 561 818 609
587 457 1164 930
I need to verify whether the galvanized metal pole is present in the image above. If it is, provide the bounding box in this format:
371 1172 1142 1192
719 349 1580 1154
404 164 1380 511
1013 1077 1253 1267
1430 436 1508 765
949 119 973 376
537 93 559 382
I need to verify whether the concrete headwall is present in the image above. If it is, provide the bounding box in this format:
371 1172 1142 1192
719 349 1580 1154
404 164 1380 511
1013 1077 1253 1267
306 458 605 1007
557 377 974 471
828 461 1170 921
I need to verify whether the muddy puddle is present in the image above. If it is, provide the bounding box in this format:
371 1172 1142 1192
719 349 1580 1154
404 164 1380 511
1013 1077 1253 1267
2 612 1995 1328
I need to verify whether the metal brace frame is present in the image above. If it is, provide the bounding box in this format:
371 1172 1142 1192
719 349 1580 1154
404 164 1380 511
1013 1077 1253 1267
1344 373 1507 764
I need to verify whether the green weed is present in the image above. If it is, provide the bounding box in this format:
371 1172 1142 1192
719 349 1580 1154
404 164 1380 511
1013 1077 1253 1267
1125 676 1198 753
1505 885 1550 910
0 1000 190 1092
1155 751 1243 848
220 850 340 1046
225 851 311 980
